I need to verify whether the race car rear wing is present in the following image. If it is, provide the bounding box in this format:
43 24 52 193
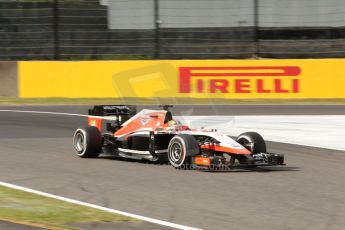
88 105 136 117
88 105 136 133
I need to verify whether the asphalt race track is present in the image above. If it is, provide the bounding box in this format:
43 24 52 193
0 221 43 230
1 105 345 230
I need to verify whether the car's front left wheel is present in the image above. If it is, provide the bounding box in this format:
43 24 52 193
73 126 102 158
168 134 199 169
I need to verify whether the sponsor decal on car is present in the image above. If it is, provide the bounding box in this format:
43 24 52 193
140 117 151 125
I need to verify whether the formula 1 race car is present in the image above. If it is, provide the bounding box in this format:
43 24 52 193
73 105 284 170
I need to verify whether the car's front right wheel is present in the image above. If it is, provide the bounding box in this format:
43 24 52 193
236 132 266 154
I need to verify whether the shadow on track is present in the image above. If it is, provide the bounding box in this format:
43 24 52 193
97 155 299 173
204 166 300 173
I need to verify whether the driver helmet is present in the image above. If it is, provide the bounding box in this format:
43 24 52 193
167 120 177 127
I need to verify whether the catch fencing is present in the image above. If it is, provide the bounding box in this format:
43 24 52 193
0 0 344 60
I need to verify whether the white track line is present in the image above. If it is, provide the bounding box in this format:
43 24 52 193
0 181 201 230
0 109 201 230
0 109 87 117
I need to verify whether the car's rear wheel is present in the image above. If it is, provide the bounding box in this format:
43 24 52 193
168 134 199 169
73 126 102 158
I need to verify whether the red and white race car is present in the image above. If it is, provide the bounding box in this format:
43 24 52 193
73 105 284 169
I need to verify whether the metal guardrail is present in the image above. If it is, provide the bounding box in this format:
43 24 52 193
0 0 344 60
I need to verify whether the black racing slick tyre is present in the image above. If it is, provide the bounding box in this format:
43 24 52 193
73 126 102 158
236 132 266 154
168 134 199 169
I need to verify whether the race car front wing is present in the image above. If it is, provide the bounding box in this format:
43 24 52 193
191 152 285 170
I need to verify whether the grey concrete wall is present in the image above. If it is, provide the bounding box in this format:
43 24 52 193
106 0 253 29
0 62 17 97
105 0 345 29
106 0 155 29
159 0 254 28
260 0 345 27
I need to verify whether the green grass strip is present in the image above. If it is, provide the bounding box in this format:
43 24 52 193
0 185 136 230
